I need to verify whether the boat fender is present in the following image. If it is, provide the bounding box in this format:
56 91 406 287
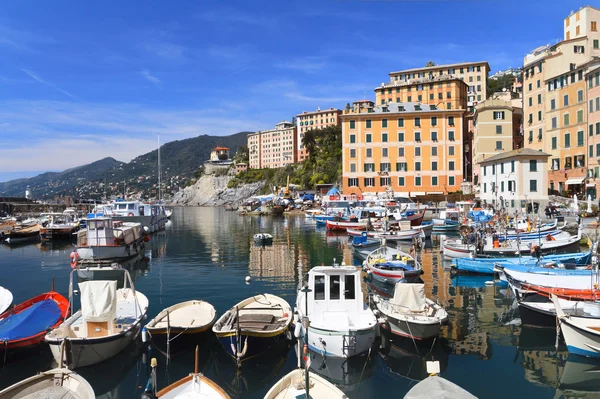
294 322 302 338
141 327 147 343
128 212 135 216
245 276 251 283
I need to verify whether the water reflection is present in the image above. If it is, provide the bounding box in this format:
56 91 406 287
308 348 377 391
558 356 600 397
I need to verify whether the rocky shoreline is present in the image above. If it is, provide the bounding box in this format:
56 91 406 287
169 174 264 207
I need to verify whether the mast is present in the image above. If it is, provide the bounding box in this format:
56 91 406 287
158 134 161 202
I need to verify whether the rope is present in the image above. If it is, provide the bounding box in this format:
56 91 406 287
358 346 372 386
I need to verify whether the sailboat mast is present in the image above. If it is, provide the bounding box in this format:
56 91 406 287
158 134 161 202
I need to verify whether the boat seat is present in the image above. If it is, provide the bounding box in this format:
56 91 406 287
239 314 275 323
240 322 282 331
21 386 78 399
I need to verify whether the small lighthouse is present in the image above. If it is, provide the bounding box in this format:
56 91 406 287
25 185 31 200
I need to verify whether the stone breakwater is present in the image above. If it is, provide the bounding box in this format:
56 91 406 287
169 174 264 207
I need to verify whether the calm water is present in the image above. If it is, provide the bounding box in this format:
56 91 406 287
0 207 590 398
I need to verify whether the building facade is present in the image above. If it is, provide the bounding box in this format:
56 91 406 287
478 148 550 212
247 121 297 169
374 76 468 111
523 6 600 197
472 93 523 183
586 63 600 198
296 107 342 162
385 61 490 111
341 101 465 196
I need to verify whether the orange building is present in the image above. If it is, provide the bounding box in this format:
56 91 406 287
296 107 342 162
341 100 465 196
586 63 600 198
374 75 468 111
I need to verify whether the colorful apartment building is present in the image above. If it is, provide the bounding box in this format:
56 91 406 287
473 93 523 184
586 63 600 196
296 107 342 162
384 61 490 111
341 100 466 196
374 76 469 111
247 121 297 169
523 5 600 197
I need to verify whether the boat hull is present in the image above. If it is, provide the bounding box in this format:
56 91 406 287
305 325 376 358
47 320 143 369
518 301 557 328
76 240 145 263
40 227 77 241
367 264 421 284
148 326 215 356
381 316 443 340
561 318 600 358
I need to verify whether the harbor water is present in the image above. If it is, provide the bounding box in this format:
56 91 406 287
0 207 586 398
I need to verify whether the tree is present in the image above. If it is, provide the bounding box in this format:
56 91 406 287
302 129 318 160
233 146 249 163
291 116 297 125
425 61 436 67
487 75 516 98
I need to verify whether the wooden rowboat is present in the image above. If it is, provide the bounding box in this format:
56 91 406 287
0 368 95 398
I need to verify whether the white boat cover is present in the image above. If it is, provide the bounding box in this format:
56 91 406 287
392 283 426 312
404 376 477 399
79 280 117 322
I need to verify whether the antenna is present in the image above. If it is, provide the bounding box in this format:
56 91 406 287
158 134 161 202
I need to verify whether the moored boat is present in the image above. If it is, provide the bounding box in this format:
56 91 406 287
45 269 149 368
518 294 600 328
295 264 376 358
0 286 12 315
5 223 41 244
0 368 95 398
111 200 169 233
364 244 423 283
253 233 274 244
0 289 69 357
325 219 367 232
552 294 600 357
264 368 347 399
39 210 79 242
374 283 448 340
212 294 292 365
145 300 217 356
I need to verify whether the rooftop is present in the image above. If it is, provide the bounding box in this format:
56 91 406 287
479 148 551 164
297 107 341 116
344 101 464 115
376 74 467 90
389 61 490 76
213 146 230 151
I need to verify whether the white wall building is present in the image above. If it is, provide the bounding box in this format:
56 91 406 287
478 148 550 212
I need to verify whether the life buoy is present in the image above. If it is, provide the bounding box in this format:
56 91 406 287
128 212 134 216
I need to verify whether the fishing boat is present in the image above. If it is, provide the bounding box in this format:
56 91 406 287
503 267 600 292
156 347 231 398
404 368 476 399
0 368 95 398
264 368 347 399
74 216 146 264
45 269 149 368
552 294 600 357
374 283 448 340
5 222 41 244
253 233 274 244
325 219 367 232
212 294 293 365
452 251 592 274
351 233 380 249
363 243 423 283
39 210 79 242
111 200 169 233
432 219 460 232
0 286 12 314
0 289 69 357
517 293 600 328
294 264 377 358
145 300 217 356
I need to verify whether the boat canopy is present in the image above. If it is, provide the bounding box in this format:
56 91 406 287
0 300 61 341
80 281 117 322
391 283 426 312
326 187 340 196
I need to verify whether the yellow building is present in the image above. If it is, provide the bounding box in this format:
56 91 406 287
247 121 297 169
296 107 342 162
523 6 600 196
587 63 600 198
341 100 465 196
374 75 468 111
385 61 490 110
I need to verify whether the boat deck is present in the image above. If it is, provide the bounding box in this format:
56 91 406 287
269 371 346 399
20 386 78 399
152 303 215 329
69 298 140 338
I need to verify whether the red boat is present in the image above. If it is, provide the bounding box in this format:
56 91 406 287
0 291 69 354
325 220 367 232
520 284 600 301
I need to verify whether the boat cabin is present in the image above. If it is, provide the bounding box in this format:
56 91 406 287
113 201 164 217
77 217 141 247
303 266 368 327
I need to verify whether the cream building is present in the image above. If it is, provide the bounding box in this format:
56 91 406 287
478 148 550 211
296 107 342 162
247 121 297 169
472 92 523 182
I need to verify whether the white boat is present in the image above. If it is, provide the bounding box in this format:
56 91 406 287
74 217 145 264
254 233 274 243
156 347 230 398
0 368 95 398
111 200 169 233
0 286 12 314
404 375 476 399
504 267 600 291
264 368 347 399
45 269 149 369
364 243 423 283
552 294 600 358
374 283 448 340
295 265 377 358
145 300 217 356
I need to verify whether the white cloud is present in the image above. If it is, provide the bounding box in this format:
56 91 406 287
21 68 78 100
140 69 162 86
275 57 328 73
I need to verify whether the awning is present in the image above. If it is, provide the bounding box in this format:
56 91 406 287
565 177 585 185
587 183 596 188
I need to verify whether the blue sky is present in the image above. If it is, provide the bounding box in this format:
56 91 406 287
0 0 574 182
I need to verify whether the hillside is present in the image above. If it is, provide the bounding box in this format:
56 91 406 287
0 132 251 199
0 157 122 198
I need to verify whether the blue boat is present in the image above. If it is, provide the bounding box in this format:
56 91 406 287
315 215 336 225
498 229 565 242
452 251 592 274
351 233 380 249
212 294 293 365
